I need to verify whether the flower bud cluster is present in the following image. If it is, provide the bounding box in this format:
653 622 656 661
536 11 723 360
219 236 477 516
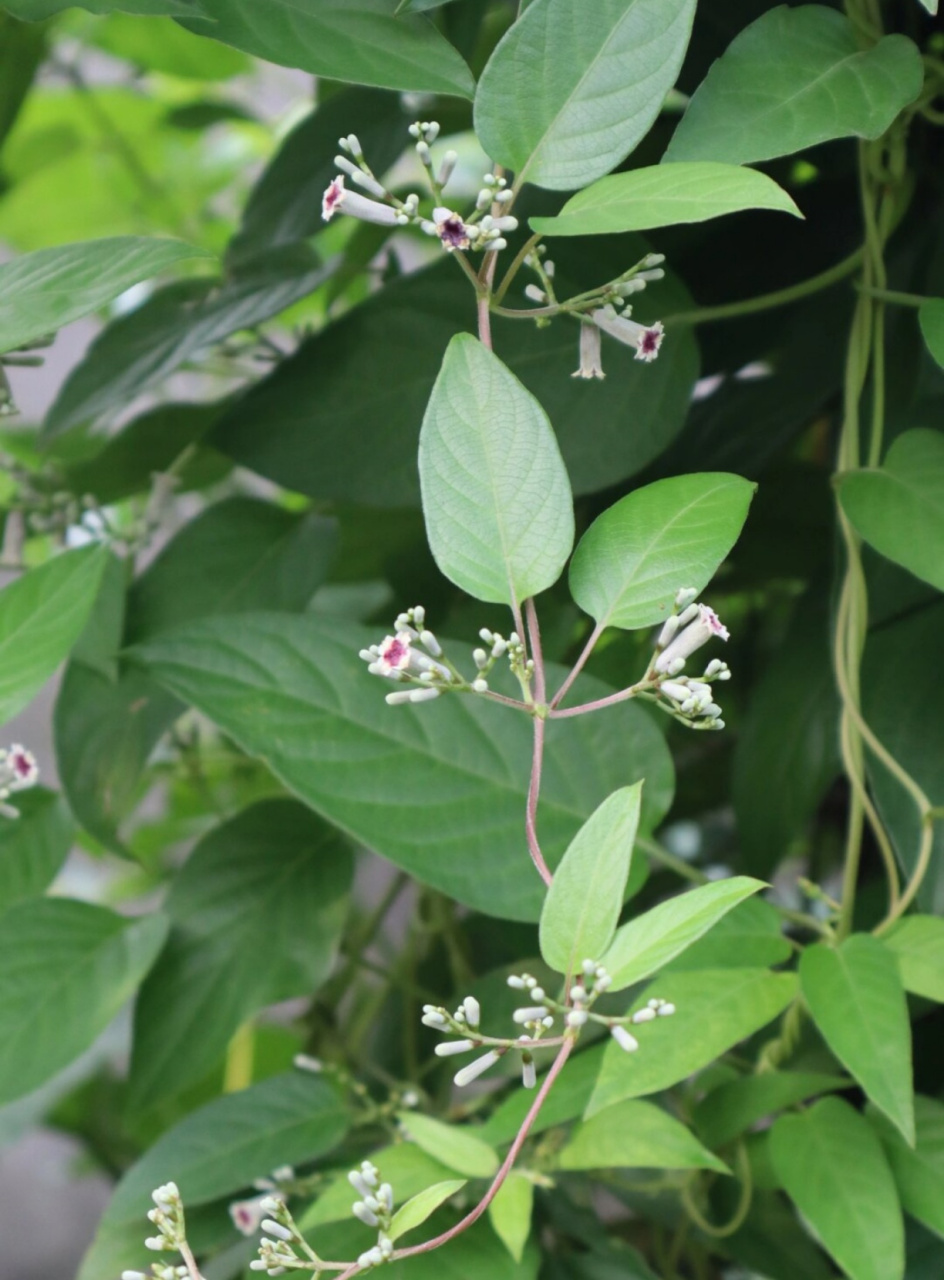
347 1161 395 1271
0 743 38 819
649 589 732 730
247 1193 315 1275
609 997 676 1054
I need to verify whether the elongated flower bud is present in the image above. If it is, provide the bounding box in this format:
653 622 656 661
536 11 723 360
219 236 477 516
454 1050 500 1087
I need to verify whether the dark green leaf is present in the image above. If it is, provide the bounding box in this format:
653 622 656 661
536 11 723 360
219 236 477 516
919 300 944 369
694 1071 849 1150
0 900 166 1105
132 613 674 921
0 788 73 910
882 915 944 1002
800 935 914 1145
130 799 352 1109
474 0 696 190
4 0 204 14
0 237 213 354
869 1096 944 1240
559 1098 728 1172
770 1097 904 1280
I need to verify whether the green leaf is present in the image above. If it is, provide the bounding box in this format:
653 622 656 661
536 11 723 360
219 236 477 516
664 898 792 972
0 900 166 1105
4 0 204 15
530 163 800 237
800 935 914 1145
129 800 352 1109
837 429 944 593
396 0 456 10
882 916 944 1002
389 1179 467 1242
568 473 755 633
586 969 797 1117
487 1172 533 1262
539 783 641 976
770 1097 904 1280
179 0 474 98
0 546 107 726
474 0 696 191
0 789 73 910
0 236 213 354
419 334 574 606
301 1143 456 1232
694 1072 849 1150
480 1044 607 1147
869 1096 944 1240
133 614 673 922
919 300 944 368
664 8 924 166
89 12 249 79
398 1112 499 1178
560 1098 728 1172
601 877 766 991
211 255 699 503
44 247 332 438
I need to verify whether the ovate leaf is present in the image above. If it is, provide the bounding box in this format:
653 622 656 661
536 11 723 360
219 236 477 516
559 1098 728 1172
397 1112 499 1177
694 1071 849 1151
664 897 792 972
837 429 944 593
0 789 73 910
882 915 944 1002
389 1180 467 1242
800 936 914 1144
568 473 755 632
664 8 924 165
919 300 944 368
600 877 767 991
0 900 166 1105
0 237 212 354
869 1096 944 1240
474 0 696 190
488 1172 533 1262
419 334 574 606
586 969 797 1116
0 546 107 726
539 783 641 976
770 1097 904 1280
530 164 800 237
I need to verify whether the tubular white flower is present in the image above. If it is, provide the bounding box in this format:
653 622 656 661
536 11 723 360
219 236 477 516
522 1055 536 1089
262 1220 293 1242
321 175 398 226
454 1050 500 1087
229 1196 269 1236
654 604 729 673
591 306 664 362
431 206 471 251
435 1038 476 1056
573 322 605 380
352 1202 379 1228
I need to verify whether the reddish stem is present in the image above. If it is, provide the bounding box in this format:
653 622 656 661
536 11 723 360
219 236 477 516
550 620 604 710
549 684 643 719
526 715 552 886
477 292 493 350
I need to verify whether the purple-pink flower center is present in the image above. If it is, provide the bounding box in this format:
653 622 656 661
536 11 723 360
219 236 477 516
11 751 32 778
640 327 661 356
380 636 410 668
700 605 729 640
437 216 469 250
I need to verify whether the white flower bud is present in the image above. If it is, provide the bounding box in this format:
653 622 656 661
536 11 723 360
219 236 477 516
454 1050 500 1087
261 1221 292 1241
385 691 412 705
656 614 681 648
632 1007 657 1024
522 1055 536 1089
463 996 481 1027
438 150 458 185
675 587 698 608
378 1183 394 1212
471 678 488 693
567 1008 588 1027
654 604 729 673
660 680 690 704
658 1002 676 1016
507 975 526 989
435 1038 476 1056
611 1025 639 1053
352 1202 379 1227
530 987 545 1002
419 629 441 656
513 1007 548 1024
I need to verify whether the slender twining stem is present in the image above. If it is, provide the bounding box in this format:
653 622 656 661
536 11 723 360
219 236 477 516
856 285 929 308
523 600 553 883
550 620 605 710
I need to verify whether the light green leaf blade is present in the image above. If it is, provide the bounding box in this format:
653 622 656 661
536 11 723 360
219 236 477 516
129 800 353 1110
398 1112 499 1178
488 1172 533 1262
586 969 797 1116
600 877 767 991
837 429 944 592
5 0 203 14
800 935 914 1144
419 334 574 606
480 1045 607 1147
474 0 696 190
179 0 474 98
530 164 800 237
770 1096 904 1280
301 1143 455 1231
0 236 213 354
560 1098 728 1173
389 1179 467 1242
869 1096 944 1240
664 8 923 166
0 789 73 911
664 897 792 973
133 614 673 922
919 300 944 367
539 783 641 976
882 916 944 1002
0 546 107 727
0 900 167 1105
568 473 755 632
694 1071 849 1150
918 0 939 14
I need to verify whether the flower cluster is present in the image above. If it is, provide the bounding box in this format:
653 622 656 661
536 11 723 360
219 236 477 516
348 1161 396 1271
248 1193 324 1275
121 1183 194 1280
0 743 38 818
650 589 732 730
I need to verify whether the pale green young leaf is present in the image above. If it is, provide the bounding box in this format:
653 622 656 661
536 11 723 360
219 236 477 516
0 546 107 727
869 1096 944 1240
560 1098 728 1173
397 1112 499 1178
882 916 944 1002
837 430 944 592
568 473 755 632
530 164 800 237
389 1179 467 1242
474 0 696 190
0 900 167 1105
0 789 73 911
488 1172 533 1262
664 897 792 972
586 969 797 1116
539 783 641 976
419 334 574 606
919 300 944 367
0 237 213 354
769 1097 904 1280
800 935 914 1145
694 1072 849 1150
664 8 923 166
179 0 475 98
600 876 766 991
